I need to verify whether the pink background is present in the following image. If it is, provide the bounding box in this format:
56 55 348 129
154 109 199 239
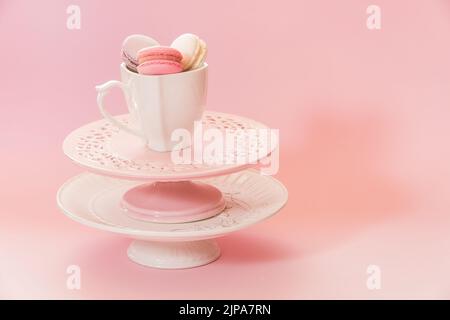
1 0 450 299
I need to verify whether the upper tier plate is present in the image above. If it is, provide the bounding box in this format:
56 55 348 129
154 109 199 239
63 111 277 181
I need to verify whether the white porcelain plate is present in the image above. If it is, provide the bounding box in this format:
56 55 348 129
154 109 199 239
63 111 277 181
57 170 288 242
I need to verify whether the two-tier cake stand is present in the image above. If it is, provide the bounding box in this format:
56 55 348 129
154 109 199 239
57 111 288 269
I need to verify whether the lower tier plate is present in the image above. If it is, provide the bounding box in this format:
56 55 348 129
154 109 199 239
57 170 288 242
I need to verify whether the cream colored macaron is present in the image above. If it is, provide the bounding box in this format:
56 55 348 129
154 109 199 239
171 33 207 71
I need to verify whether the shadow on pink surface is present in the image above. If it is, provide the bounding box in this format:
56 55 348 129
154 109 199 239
72 233 298 269
278 107 415 252
218 233 299 264
68 233 299 299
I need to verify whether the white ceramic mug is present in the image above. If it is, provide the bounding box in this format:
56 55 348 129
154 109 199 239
96 63 208 152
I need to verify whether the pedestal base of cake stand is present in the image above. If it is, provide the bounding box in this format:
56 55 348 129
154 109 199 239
57 171 288 270
121 181 226 223
127 239 220 269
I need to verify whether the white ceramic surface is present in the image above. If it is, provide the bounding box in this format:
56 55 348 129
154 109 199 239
128 240 220 269
96 63 207 152
63 112 277 181
57 170 288 268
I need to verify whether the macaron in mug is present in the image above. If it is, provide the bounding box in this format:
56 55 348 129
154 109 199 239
96 33 208 152
96 62 207 152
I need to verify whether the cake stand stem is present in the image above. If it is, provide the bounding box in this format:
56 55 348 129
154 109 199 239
127 239 221 269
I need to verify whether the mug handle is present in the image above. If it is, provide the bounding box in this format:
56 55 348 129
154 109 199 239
95 80 147 143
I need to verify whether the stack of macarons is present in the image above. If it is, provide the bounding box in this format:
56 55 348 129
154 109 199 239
121 33 207 76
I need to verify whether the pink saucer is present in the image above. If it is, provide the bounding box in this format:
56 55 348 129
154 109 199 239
121 181 226 223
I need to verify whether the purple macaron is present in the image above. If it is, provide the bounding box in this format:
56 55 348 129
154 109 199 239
121 34 159 72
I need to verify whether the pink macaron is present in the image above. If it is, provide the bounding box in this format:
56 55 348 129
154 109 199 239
137 60 183 75
136 46 183 75
138 46 183 64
